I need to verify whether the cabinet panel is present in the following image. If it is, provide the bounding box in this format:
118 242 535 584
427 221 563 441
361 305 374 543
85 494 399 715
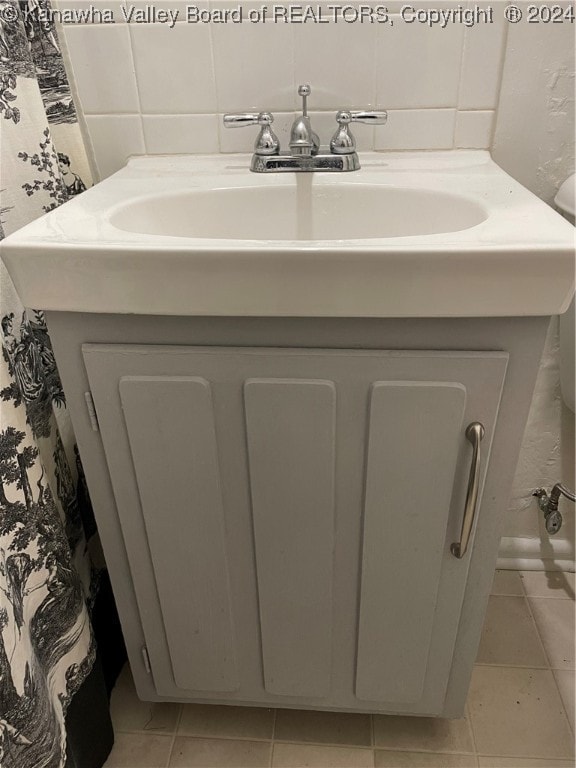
119 376 238 692
83 344 508 713
356 382 466 703
245 379 336 698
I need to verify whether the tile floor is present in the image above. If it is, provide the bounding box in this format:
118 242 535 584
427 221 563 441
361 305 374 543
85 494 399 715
103 570 575 767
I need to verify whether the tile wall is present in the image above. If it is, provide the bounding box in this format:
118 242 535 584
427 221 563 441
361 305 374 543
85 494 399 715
54 0 506 178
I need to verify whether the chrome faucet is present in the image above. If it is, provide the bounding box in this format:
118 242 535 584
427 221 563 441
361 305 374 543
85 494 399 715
223 84 387 173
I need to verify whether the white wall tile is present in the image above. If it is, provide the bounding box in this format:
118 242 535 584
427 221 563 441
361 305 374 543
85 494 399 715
212 20 294 112
62 25 139 113
293 19 376 110
143 115 220 154
53 0 125 23
60 6 512 156
375 20 464 109
130 23 216 114
377 1 472 9
459 9 506 109
85 115 145 178
374 109 456 150
455 111 494 149
125 0 193 12
218 112 295 153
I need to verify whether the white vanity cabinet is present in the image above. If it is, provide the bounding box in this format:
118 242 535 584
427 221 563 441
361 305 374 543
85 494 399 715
2 153 571 719
81 343 508 716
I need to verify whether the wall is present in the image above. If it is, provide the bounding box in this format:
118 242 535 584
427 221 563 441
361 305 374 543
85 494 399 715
55 0 507 178
56 1 575 569
493 20 575 570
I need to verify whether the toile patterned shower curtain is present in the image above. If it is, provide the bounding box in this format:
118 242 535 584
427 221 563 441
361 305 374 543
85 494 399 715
0 2 101 766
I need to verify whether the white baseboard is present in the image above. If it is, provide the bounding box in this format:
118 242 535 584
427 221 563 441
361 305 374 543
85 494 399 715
497 536 575 572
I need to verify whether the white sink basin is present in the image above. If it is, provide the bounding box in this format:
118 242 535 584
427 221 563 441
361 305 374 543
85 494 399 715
110 184 487 241
1 151 573 318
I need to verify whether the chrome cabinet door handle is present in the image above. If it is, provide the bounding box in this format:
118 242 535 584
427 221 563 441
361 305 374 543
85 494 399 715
451 422 485 559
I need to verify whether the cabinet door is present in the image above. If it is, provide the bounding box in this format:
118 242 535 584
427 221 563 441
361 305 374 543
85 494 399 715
356 381 467 704
84 345 507 713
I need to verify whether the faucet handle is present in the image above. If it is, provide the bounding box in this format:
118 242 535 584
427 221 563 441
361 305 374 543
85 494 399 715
345 110 388 125
223 111 280 156
330 109 388 155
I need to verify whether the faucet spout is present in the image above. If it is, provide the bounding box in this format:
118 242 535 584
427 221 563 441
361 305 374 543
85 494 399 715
290 116 319 156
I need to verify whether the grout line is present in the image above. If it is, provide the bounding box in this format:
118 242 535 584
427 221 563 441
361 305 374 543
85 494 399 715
455 0 471 110
464 699 480 766
124 22 146 151
375 748 480 759
273 742 455 752
270 709 277 767
163 733 274 744
206 0 220 150
476 753 575 762
489 593 526 597
83 112 143 117
166 704 184 768
524 594 576 601
490 5 510 151
474 662 550 670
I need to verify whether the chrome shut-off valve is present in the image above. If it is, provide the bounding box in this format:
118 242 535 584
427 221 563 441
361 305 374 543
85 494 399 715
533 484 576 535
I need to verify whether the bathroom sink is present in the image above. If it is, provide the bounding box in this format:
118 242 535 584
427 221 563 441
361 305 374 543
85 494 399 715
110 185 487 241
1 151 573 317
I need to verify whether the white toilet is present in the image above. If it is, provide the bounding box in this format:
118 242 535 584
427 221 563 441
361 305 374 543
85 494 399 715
555 174 575 413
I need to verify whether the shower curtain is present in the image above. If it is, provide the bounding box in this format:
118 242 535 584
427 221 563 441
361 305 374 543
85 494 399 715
0 2 102 766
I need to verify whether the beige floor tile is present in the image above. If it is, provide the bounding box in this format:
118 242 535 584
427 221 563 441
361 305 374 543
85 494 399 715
104 733 173 767
373 713 474 754
491 570 524 596
275 708 372 746
529 598 575 669
169 736 271 767
375 751 477 767
110 665 181 733
272 743 374 767
478 759 575 767
476 596 547 667
468 666 574 759
521 571 576 600
178 703 274 740
554 669 576 730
